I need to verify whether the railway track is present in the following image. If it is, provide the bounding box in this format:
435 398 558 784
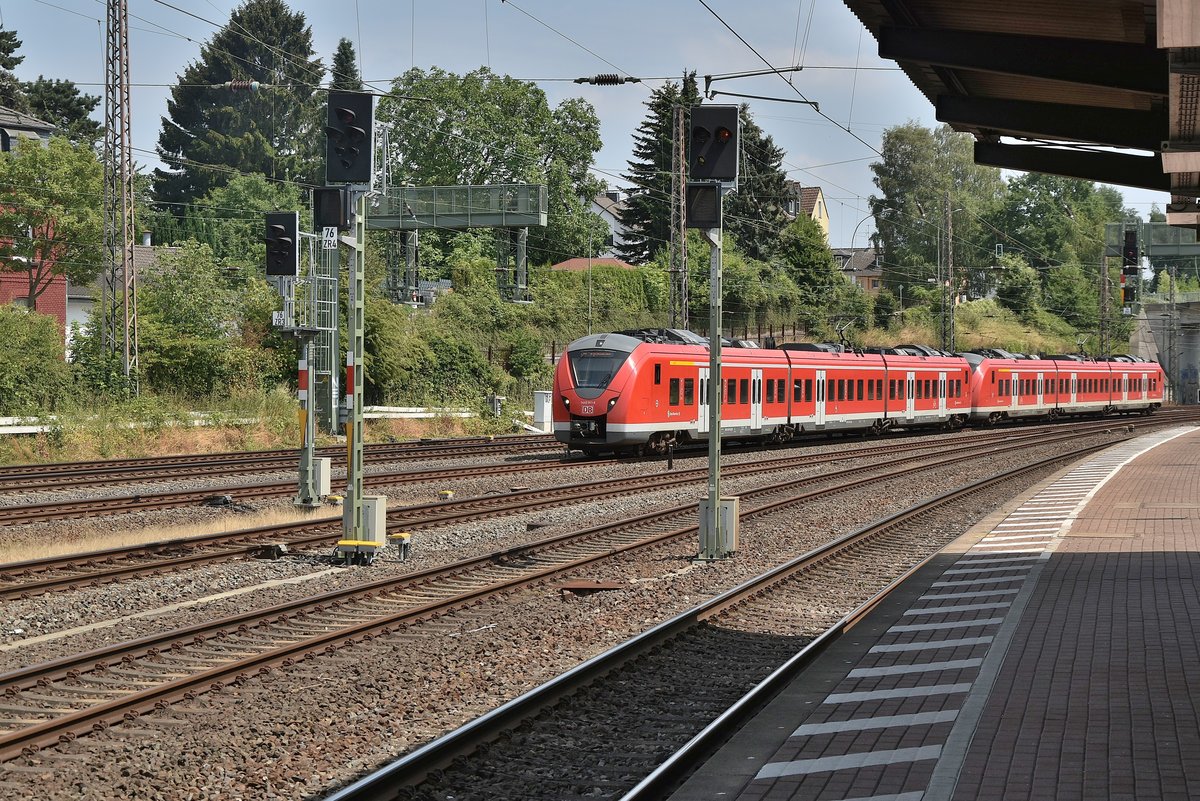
0 428 1137 763
328 439 1120 801
0 434 560 493
0 424 1111 600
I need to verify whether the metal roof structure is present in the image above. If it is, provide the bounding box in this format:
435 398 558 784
841 0 1200 227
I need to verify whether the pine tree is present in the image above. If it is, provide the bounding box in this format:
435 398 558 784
330 38 363 91
24 77 101 147
616 72 700 264
723 105 789 261
0 28 27 113
153 0 323 211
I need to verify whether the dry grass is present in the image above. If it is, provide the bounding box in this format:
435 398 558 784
0 505 339 564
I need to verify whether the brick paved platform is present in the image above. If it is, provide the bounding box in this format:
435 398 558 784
668 425 1200 801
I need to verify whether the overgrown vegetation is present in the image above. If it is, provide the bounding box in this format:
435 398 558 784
0 1 1158 464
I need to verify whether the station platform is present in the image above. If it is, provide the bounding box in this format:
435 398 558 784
669 424 1200 801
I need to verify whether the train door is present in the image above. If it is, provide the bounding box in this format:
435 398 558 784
905 371 915 421
1011 371 1020 409
750 369 763 429
1120 372 1129 402
937 371 947 417
1070 372 1077 404
814 369 826 426
1037 372 1044 409
698 367 710 434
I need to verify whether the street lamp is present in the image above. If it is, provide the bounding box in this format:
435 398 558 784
849 213 875 248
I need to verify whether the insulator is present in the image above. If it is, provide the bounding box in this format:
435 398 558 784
220 80 261 92
592 74 622 85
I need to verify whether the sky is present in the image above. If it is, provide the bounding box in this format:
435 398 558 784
0 0 1170 249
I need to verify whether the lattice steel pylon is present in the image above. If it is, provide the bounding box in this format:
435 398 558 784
103 0 137 390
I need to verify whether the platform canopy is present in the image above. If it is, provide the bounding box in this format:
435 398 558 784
841 0 1200 226
367 184 547 231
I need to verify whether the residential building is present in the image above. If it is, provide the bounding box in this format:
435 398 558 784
784 182 830 240
550 257 637 272
590 189 627 258
833 247 882 296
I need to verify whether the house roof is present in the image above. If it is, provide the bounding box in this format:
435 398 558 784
551 257 636 272
0 107 54 134
832 247 881 275
592 192 624 217
68 245 180 300
798 187 823 216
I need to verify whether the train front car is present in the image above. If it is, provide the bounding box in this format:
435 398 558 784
553 333 645 455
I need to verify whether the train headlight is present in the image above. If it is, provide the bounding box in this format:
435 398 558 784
561 395 570 410
608 396 618 410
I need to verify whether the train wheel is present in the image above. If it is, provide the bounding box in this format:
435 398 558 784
645 433 672 456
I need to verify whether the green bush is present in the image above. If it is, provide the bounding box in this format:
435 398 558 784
0 308 72 415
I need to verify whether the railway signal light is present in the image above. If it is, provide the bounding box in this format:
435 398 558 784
314 186 350 231
264 211 298 277
689 104 739 182
325 91 373 185
1121 229 1139 276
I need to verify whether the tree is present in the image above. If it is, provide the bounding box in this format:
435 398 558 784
617 73 701 264
0 28 28 113
330 38 362 91
994 253 1042 321
869 123 1004 290
153 0 323 210
772 215 842 333
0 137 103 310
187 173 304 266
24 77 101 148
135 241 282 396
0 306 71 414
722 105 790 261
377 66 604 264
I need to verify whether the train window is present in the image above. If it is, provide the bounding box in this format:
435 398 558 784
827 379 833 401
568 348 626 389
915 381 922 400
834 380 842 401
684 378 694 406
766 378 775 403
669 378 680 405
727 379 736 404
793 380 802 403
739 378 749 404
867 380 875 401
805 379 813 402
856 379 864 400
777 381 785 403
654 364 662 385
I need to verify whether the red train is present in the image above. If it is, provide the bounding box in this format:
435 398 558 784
552 329 1165 455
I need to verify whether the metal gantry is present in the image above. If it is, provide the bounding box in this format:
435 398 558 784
103 0 137 389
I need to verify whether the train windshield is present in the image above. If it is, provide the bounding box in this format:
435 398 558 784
569 348 627 389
